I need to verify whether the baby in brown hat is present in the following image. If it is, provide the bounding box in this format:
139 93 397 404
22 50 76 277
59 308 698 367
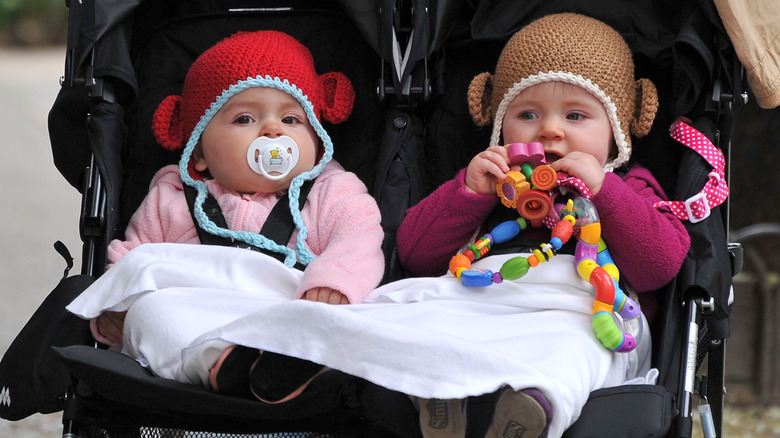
397 13 690 437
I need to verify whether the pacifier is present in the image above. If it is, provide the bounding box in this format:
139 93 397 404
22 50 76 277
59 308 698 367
246 136 300 180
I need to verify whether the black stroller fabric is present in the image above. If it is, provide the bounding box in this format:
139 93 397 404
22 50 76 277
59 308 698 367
0 0 742 436
0 275 93 421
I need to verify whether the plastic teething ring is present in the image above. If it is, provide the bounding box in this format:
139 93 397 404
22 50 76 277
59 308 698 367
516 189 551 221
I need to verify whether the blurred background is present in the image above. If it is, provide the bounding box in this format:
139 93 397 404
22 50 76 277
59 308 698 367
1 1 779 436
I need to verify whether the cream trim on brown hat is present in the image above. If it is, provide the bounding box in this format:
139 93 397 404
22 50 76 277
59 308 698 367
468 13 659 174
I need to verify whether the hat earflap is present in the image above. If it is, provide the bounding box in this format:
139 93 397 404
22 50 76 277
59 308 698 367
468 72 495 127
631 78 658 138
320 72 355 124
151 95 185 151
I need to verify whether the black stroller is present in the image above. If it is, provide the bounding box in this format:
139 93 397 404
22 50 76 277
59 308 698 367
0 0 745 437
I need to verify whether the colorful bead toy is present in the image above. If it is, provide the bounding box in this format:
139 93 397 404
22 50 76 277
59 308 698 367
450 143 640 352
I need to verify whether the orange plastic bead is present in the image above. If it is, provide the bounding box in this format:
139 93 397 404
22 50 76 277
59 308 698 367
579 223 602 246
592 300 613 315
527 255 539 267
496 170 530 208
531 165 557 191
516 189 552 221
552 219 573 242
449 254 471 276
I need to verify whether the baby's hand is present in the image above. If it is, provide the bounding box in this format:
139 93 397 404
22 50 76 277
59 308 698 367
303 287 349 305
464 145 511 195
550 151 606 195
94 311 127 345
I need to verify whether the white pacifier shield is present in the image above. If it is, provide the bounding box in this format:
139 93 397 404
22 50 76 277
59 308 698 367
246 136 300 180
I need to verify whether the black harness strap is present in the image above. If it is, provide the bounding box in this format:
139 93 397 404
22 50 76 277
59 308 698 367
183 180 315 269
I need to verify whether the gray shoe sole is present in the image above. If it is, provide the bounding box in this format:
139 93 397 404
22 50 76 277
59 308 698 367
486 389 547 438
418 398 466 438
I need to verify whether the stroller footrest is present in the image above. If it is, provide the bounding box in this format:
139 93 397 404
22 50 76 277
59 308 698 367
562 384 673 438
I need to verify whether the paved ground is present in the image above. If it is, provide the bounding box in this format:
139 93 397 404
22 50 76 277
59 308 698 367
0 48 777 438
0 47 80 437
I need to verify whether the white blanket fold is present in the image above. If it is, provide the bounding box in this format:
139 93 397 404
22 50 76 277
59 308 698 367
67 243 652 437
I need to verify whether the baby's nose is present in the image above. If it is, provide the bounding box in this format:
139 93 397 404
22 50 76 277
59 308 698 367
260 120 283 138
538 120 564 140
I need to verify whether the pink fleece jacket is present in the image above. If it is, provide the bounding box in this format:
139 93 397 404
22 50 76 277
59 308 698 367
108 161 385 304
396 165 691 320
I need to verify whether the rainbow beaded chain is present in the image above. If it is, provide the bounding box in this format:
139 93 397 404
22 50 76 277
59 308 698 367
448 145 641 352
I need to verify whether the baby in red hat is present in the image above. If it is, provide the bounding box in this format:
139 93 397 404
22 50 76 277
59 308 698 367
89 30 384 402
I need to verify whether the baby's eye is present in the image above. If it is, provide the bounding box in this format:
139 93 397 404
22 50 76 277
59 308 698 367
234 115 254 125
520 111 537 120
566 112 586 121
282 115 304 125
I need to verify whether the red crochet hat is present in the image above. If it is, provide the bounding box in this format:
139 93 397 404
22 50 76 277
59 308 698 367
149 31 355 267
152 30 355 151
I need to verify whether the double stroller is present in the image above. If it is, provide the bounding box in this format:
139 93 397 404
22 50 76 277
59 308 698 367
0 0 748 436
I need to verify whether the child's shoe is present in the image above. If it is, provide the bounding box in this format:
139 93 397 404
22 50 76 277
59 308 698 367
485 387 552 438
208 345 260 397
248 351 326 404
414 397 466 438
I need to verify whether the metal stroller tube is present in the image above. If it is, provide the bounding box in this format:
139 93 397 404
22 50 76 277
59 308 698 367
79 152 106 278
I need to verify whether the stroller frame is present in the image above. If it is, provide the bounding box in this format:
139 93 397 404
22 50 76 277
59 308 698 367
0 1 745 437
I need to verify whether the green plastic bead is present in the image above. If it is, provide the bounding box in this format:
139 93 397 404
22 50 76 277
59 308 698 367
521 162 534 180
499 257 530 281
592 313 622 350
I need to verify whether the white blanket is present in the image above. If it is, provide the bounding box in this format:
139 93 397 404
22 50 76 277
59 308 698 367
67 243 653 436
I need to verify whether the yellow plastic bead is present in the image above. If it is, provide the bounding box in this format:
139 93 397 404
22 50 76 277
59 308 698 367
603 263 620 281
577 259 599 281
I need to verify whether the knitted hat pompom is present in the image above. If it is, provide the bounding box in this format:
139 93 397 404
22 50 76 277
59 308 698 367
152 95 185 151
468 13 659 172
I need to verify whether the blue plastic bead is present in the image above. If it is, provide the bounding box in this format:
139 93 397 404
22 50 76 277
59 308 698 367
461 269 494 287
491 220 521 244
550 237 563 250
596 248 614 266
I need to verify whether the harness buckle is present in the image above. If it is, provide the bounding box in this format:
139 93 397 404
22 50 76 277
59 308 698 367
684 192 711 224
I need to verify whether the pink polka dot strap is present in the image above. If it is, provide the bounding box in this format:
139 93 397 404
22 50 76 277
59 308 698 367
654 118 729 223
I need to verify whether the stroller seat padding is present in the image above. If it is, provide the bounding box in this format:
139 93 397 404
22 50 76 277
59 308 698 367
54 345 365 429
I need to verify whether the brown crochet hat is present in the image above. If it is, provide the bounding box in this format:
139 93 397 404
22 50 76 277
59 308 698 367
468 13 658 171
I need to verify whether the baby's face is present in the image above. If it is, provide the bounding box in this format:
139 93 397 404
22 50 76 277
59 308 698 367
195 87 319 194
501 81 613 167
